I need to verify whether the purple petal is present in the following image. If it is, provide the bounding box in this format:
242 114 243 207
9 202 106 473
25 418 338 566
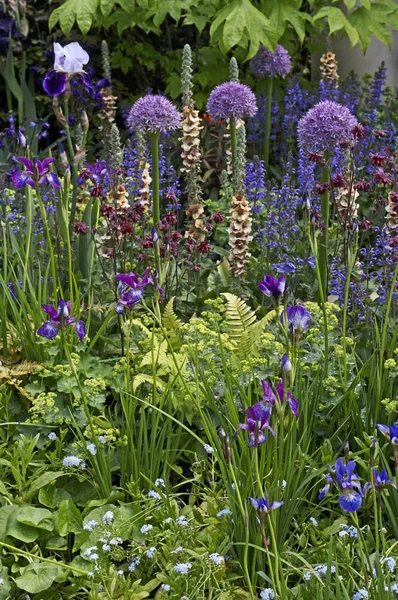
74 320 86 341
11 170 34 189
41 157 56 169
141 268 154 287
18 157 34 171
115 304 125 314
338 491 362 512
46 172 61 188
318 483 330 499
376 424 390 438
115 273 140 288
288 394 299 417
270 501 284 510
57 299 69 318
261 380 276 404
248 497 259 510
252 401 272 421
43 70 67 96
41 303 58 318
248 432 267 447
276 380 284 402
79 73 93 93
37 321 59 340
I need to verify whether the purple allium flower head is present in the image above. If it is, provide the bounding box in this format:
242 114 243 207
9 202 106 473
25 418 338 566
250 44 292 79
258 275 286 301
37 299 86 341
297 101 358 154
236 401 274 447
207 82 257 120
318 458 364 512
376 423 398 445
127 94 181 133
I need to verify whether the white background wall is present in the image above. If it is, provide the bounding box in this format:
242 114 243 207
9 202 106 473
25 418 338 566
312 32 398 90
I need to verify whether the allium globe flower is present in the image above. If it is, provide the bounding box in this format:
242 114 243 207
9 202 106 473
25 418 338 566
207 82 257 120
250 44 292 79
297 101 358 154
127 94 181 133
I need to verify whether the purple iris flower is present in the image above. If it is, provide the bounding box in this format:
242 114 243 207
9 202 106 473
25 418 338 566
258 275 286 301
115 268 153 314
372 468 396 489
318 458 364 513
281 305 311 333
43 42 90 97
376 423 398 446
236 401 274 447
280 354 291 373
248 496 283 524
276 380 298 417
11 157 60 189
37 300 86 342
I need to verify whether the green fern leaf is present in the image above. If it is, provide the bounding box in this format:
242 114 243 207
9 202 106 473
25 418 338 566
133 374 166 393
238 308 280 359
221 293 256 342
163 297 183 331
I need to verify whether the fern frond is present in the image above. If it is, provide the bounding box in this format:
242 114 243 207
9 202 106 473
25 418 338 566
133 374 166 394
163 297 183 331
238 308 282 360
221 293 256 342
140 340 169 368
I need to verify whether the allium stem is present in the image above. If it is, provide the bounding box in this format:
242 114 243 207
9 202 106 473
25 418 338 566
230 120 237 174
263 78 273 171
150 132 160 227
319 154 330 300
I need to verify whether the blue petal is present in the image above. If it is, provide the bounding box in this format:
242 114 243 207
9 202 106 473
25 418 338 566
11 170 34 189
37 321 59 340
45 172 61 189
338 492 362 513
74 320 86 341
43 70 67 96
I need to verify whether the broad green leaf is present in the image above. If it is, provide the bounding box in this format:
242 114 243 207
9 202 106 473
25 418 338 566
349 5 391 51
58 500 83 536
371 20 392 48
343 0 356 10
15 562 65 594
360 0 371 9
100 0 115 16
224 1 247 50
314 6 359 46
24 471 65 501
17 506 53 531
0 506 39 543
0 566 11 600
39 485 72 508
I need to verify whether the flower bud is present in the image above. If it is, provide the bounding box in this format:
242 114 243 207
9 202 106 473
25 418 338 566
81 111 89 132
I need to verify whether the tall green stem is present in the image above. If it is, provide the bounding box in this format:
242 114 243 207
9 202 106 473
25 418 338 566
263 78 273 171
319 153 330 300
150 132 161 277
35 185 58 299
151 132 160 227
230 120 237 174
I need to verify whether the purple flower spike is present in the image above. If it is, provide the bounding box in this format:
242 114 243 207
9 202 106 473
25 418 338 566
207 82 257 120
297 101 358 155
250 44 292 79
318 458 364 513
281 305 311 334
127 95 181 133
37 300 86 342
258 275 286 301
115 268 154 313
236 401 274 448
376 423 398 445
